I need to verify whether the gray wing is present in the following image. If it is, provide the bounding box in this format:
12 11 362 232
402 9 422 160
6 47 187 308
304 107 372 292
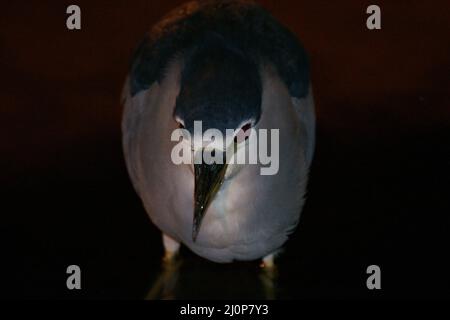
121 77 141 195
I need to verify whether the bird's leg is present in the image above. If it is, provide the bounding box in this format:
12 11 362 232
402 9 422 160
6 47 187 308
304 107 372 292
261 254 275 269
259 253 279 299
145 255 182 300
162 233 180 263
145 233 182 300
260 253 278 279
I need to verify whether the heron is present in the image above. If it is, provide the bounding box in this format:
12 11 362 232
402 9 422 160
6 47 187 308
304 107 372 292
122 0 315 271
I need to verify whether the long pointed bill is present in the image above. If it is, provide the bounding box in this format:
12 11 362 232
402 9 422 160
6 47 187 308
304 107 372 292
193 149 228 242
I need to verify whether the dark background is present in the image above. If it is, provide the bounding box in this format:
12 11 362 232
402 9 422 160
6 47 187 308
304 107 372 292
1 0 449 299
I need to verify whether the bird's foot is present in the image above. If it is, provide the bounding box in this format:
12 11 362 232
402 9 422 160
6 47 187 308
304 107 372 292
146 257 182 300
162 250 178 264
145 234 182 300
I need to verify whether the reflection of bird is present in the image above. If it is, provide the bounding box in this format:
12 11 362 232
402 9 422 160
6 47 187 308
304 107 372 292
122 0 315 267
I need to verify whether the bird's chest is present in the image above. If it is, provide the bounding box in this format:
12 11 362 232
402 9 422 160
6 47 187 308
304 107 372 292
195 176 258 246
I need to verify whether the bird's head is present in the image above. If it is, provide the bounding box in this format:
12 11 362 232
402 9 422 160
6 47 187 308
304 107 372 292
173 34 262 241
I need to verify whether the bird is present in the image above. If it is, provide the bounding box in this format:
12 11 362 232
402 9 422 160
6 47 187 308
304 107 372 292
122 0 315 267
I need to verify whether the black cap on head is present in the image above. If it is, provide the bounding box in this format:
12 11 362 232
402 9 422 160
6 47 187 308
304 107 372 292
174 32 262 133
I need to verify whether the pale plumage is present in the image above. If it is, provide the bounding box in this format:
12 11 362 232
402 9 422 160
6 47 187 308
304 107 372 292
122 0 315 263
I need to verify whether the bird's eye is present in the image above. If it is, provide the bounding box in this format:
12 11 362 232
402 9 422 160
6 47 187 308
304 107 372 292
174 116 185 129
234 122 252 144
175 118 185 129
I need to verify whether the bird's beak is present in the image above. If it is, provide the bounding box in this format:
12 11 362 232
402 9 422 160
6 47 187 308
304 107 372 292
193 148 228 242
